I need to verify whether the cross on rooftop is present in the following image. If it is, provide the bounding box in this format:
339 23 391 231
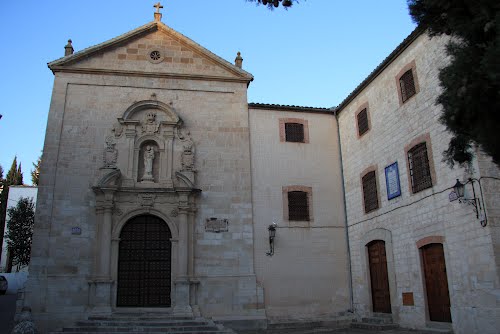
154 2 163 13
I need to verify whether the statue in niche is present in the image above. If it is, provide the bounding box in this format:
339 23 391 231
178 128 195 171
142 111 160 134
102 136 118 169
141 145 155 181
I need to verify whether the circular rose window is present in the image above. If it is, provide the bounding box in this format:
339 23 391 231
147 48 164 64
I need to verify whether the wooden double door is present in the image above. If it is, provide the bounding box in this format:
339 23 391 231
117 215 172 307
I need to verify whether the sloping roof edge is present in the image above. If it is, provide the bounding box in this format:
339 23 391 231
48 21 254 81
249 102 331 114
335 26 425 113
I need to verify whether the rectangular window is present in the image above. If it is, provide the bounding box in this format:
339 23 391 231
400 69 416 103
408 142 432 193
357 108 369 136
362 170 379 213
288 191 309 221
285 123 305 142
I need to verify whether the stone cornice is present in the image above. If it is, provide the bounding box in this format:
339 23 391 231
50 66 252 84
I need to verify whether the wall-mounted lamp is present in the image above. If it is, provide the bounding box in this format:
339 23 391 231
266 223 277 256
453 178 487 227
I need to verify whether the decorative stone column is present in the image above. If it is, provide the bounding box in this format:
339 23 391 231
90 190 115 314
173 192 192 315
188 206 201 317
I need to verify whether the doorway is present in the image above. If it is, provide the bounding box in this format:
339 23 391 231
421 243 451 322
117 215 172 307
367 240 391 313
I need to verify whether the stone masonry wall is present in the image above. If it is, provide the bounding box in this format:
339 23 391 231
338 33 500 334
26 31 260 331
249 107 351 320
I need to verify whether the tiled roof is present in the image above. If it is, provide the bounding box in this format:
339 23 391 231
249 102 332 114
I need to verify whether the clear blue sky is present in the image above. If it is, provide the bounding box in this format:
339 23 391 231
0 1 416 183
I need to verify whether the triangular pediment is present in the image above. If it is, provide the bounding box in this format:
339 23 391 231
49 21 253 82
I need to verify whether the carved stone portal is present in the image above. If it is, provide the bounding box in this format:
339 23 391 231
102 136 118 169
178 128 195 172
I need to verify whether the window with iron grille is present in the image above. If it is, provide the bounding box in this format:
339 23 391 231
285 123 305 142
400 69 416 102
362 170 379 213
357 108 369 136
288 191 309 221
408 142 433 193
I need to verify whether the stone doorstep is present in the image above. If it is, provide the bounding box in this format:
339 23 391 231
213 315 268 331
234 316 355 334
350 322 400 330
50 332 232 334
360 317 394 324
51 315 236 334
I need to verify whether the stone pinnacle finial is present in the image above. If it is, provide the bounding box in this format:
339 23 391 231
64 39 74 56
235 52 243 69
154 2 163 22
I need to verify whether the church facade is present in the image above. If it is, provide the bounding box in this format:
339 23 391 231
25 9 500 334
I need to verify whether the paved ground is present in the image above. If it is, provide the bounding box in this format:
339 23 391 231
0 294 16 334
238 330 443 334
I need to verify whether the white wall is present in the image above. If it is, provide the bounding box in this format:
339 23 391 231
1 186 38 272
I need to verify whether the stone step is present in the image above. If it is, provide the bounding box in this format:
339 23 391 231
419 327 454 334
361 316 393 324
51 315 235 334
350 321 399 330
76 320 209 326
51 332 232 334
60 325 219 332
88 315 193 321
238 318 353 334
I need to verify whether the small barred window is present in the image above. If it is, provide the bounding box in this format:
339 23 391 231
399 69 416 102
362 171 379 213
285 123 305 142
357 108 369 136
288 191 309 221
408 142 432 193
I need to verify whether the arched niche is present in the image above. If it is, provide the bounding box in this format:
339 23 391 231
119 100 181 125
117 100 182 188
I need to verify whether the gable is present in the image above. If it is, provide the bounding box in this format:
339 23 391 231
49 22 253 82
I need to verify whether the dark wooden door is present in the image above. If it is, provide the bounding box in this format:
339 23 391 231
117 215 172 307
368 240 391 313
422 243 451 322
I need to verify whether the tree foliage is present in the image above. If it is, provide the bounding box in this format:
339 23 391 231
0 157 24 259
246 0 299 9
31 156 41 186
6 197 35 271
408 0 500 167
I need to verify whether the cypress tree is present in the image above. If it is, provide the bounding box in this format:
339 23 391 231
0 157 24 261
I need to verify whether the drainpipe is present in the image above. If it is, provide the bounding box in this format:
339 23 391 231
334 109 354 313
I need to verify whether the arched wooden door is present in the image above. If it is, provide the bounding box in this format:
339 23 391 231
367 240 391 313
421 243 451 322
117 215 172 307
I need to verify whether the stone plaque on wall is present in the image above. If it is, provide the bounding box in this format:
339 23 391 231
205 218 229 233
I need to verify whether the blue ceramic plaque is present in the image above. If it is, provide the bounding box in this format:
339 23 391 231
385 162 401 200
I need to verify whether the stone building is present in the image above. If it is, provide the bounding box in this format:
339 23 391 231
1 186 38 273
336 29 500 333
25 7 499 334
